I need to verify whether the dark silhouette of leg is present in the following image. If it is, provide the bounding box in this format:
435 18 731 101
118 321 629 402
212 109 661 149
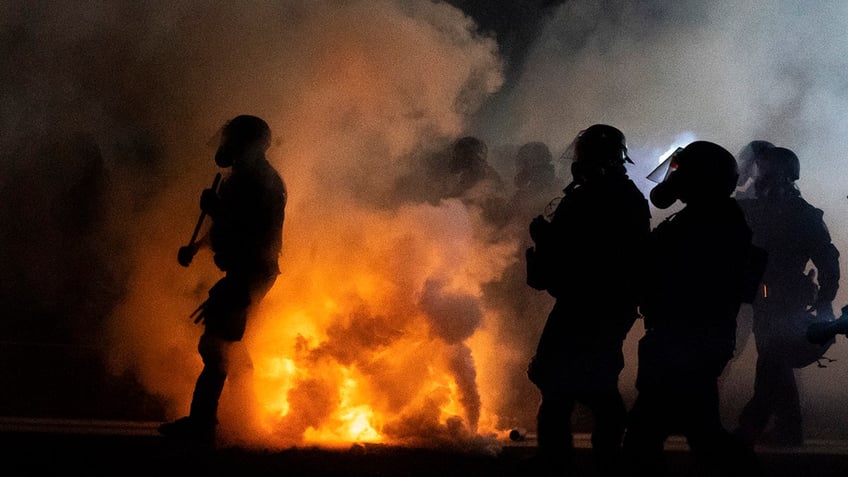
159 334 230 442
768 360 802 445
686 377 762 476
582 388 626 476
536 391 576 473
189 333 231 424
738 351 775 441
685 380 730 473
623 390 669 476
738 350 801 445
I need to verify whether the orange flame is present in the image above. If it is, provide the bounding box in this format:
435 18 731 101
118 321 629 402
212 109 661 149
222 198 523 448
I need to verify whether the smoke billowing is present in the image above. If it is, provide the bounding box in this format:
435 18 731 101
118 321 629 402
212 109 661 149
2 0 848 448
477 0 848 438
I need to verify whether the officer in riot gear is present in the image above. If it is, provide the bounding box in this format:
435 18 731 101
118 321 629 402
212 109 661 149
735 145 840 447
445 135 509 227
160 115 287 443
511 141 559 213
725 141 778 376
623 141 761 475
526 124 650 475
447 136 505 198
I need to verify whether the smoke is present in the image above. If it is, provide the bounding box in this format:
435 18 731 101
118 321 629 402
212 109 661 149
476 0 848 438
5 0 848 447
0 0 511 441
419 279 483 431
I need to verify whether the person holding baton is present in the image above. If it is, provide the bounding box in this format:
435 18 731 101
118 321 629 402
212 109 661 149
160 115 287 444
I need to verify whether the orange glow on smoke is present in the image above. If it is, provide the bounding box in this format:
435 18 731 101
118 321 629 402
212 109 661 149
105 0 523 452
236 199 518 448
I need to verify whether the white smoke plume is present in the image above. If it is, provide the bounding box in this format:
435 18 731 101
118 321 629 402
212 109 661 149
478 0 848 439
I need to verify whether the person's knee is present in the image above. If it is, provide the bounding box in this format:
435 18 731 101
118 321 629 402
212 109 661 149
198 334 233 372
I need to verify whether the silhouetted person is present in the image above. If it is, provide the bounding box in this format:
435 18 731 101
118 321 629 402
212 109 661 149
623 141 761 476
724 141 776 378
448 136 503 196
479 141 560 431
159 115 287 443
735 145 840 447
444 136 511 228
526 125 650 475
511 141 560 213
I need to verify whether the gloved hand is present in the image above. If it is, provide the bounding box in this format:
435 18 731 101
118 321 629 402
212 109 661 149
178 244 198 267
200 188 220 215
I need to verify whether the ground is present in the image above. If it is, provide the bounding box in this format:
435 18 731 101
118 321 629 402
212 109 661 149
2 418 848 476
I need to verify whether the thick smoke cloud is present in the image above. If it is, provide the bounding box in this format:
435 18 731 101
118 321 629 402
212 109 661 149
0 0 506 435
4 0 848 445
477 0 848 438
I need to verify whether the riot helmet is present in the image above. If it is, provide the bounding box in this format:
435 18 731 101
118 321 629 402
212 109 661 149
573 124 632 166
650 141 738 208
736 140 774 187
450 136 487 173
753 146 800 198
514 142 554 188
564 124 632 183
215 115 272 168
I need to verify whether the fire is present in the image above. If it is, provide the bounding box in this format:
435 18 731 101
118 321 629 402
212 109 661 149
301 370 383 444
256 356 296 418
104 1 525 450
234 198 519 448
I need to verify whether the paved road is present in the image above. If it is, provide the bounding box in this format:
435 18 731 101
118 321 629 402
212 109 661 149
2 417 847 476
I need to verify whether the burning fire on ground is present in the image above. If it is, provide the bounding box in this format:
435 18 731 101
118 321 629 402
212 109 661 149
224 195 531 449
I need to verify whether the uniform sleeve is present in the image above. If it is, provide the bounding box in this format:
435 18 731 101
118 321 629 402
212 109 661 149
806 207 840 303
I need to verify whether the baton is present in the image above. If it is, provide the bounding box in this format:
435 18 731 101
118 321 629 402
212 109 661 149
187 172 222 247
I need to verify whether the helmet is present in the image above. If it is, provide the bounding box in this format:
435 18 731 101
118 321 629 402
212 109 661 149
737 140 774 164
223 115 271 148
757 146 800 182
650 141 738 208
753 146 800 198
515 142 554 188
516 142 553 171
215 115 272 167
574 124 632 165
736 140 774 186
450 136 487 173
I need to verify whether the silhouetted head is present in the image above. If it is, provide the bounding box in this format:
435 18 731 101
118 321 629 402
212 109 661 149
450 136 487 173
753 146 800 198
514 142 554 188
574 124 632 165
736 140 774 187
569 124 632 182
215 115 272 168
650 141 738 208
516 142 553 171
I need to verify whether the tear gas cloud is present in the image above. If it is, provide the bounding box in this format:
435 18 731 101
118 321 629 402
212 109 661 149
2 0 848 447
479 0 848 437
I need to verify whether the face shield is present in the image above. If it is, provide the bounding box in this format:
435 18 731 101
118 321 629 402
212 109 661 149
649 141 738 208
